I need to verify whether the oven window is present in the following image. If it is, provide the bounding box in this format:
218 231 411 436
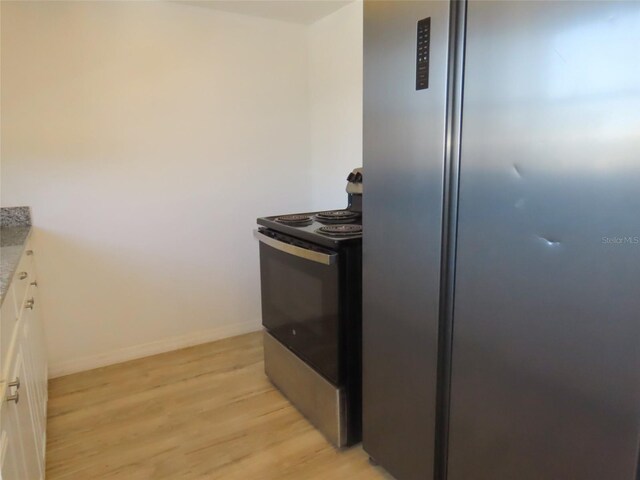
259 242 340 384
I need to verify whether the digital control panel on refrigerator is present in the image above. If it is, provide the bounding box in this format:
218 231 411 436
416 17 430 90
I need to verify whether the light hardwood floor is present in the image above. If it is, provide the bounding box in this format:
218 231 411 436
46 332 392 479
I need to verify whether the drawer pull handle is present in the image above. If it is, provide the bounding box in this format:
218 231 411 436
19 272 28 280
7 377 20 404
25 298 35 309
30 281 38 287
26 250 34 256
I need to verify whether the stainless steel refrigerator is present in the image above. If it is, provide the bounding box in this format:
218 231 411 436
362 2 640 480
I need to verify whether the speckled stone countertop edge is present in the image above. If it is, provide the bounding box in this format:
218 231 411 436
0 226 32 307
1 207 33 307
0 206 31 228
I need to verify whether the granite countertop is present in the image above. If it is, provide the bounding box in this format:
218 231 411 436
0 207 32 306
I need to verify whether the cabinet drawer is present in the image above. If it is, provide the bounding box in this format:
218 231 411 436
0 287 19 381
0 348 24 480
1 342 44 480
12 246 35 310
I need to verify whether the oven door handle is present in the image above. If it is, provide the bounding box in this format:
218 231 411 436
254 230 337 266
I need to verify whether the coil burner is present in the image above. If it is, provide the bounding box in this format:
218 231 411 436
316 224 363 237
315 210 361 224
275 214 312 226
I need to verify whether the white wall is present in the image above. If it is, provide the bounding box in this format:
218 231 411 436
308 1 363 210
1 1 311 376
0 0 363 377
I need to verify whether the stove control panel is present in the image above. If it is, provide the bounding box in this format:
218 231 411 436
416 17 431 90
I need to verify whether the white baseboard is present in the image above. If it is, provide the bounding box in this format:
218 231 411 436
49 320 261 379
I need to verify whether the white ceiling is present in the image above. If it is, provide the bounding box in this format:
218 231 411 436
177 0 353 25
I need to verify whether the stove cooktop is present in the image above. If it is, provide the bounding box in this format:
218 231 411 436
257 209 362 248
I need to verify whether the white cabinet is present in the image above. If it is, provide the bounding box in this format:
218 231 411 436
1 243 47 480
0 397 24 480
2 348 42 480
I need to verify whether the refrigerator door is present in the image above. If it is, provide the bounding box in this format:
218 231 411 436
449 2 640 479
362 1 449 479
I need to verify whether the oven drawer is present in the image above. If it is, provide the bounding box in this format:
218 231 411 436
263 331 348 447
255 229 341 384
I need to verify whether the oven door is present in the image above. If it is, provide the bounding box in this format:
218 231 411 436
254 229 340 385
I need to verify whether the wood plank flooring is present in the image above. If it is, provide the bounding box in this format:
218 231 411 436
46 332 392 479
